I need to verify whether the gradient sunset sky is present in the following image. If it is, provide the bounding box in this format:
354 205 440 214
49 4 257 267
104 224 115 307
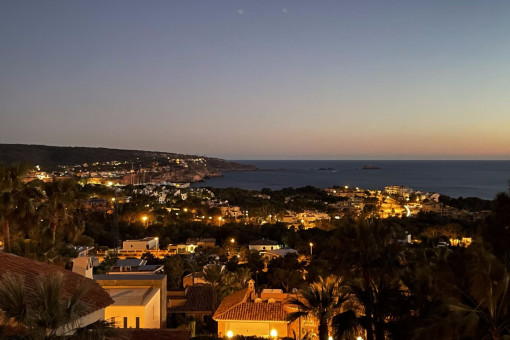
1 1 509 160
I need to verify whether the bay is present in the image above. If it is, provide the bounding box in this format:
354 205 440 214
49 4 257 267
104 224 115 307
191 160 510 200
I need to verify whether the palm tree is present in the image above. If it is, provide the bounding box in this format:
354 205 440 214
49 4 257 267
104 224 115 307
287 276 347 340
449 245 510 340
187 259 201 286
219 267 252 298
235 267 253 287
331 220 408 340
0 272 89 338
204 264 224 312
0 164 31 252
40 178 80 245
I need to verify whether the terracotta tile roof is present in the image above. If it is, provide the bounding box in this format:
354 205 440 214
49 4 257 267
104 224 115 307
213 288 249 318
213 288 289 322
0 252 113 316
107 329 190 340
249 239 278 246
214 301 288 322
169 285 214 312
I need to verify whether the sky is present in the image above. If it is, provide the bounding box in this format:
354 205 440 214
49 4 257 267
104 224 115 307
1 1 510 160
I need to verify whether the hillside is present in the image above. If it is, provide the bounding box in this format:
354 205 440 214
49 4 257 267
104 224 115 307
0 144 257 174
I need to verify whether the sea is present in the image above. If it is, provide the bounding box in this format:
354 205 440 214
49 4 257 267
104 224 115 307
191 160 510 200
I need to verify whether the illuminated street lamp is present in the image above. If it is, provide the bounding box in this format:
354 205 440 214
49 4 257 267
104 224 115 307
226 331 233 338
230 238 235 244
270 329 278 340
141 215 148 227
309 242 313 256
155 237 159 256
328 337 333 340
356 337 364 340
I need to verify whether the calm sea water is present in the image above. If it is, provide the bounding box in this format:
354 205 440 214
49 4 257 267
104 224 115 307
191 160 510 200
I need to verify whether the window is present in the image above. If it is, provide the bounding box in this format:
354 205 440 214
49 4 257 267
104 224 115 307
136 317 140 329
123 317 127 328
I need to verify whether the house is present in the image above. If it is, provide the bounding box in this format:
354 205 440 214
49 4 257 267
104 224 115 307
0 252 113 335
182 264 225 288
168 284 216 325
182 271 207 288
122 237 159 251
213 280 309 338
262 248 299 263
94 273 167 329
72 256 94 278
186 238 216 248
249 239 281 252
109 259 164 274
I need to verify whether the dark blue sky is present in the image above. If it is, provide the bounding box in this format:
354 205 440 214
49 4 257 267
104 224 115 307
1 1 509 159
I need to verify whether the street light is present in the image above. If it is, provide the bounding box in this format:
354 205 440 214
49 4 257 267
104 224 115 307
142 215 148 227
309 242 313 256
226 331 233 338
356 337 364 340
270 329 277 340
155 237 159 256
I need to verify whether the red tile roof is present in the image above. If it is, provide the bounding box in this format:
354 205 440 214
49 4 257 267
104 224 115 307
215 301 288 322
213 288 249 318
0 252 113 316
213 288 288 322
169 285 215 312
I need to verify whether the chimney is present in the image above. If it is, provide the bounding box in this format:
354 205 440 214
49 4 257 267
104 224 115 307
247 279 256 300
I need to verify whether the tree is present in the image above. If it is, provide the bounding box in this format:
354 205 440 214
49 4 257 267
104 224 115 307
449 245 510 340
0 164 31 252
41 178 81 245
0 272 89 338
204 264 224 313
331 220 408 340
287 276 347 340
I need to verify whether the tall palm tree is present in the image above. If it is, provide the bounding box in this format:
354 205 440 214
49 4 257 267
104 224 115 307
204 264 224 312
288 276 347 340
331 220 408 340
219 267 252 298
449 245 510 340
235 267 253 287
187 259 201 286
0 164 31 252
40 178 80 245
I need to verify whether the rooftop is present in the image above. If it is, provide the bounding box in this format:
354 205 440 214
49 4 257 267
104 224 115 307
169 285 215 312
0 252 113 316
107 287 157 306
94 274 166 281
213 284 293 322
249 239 279 246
